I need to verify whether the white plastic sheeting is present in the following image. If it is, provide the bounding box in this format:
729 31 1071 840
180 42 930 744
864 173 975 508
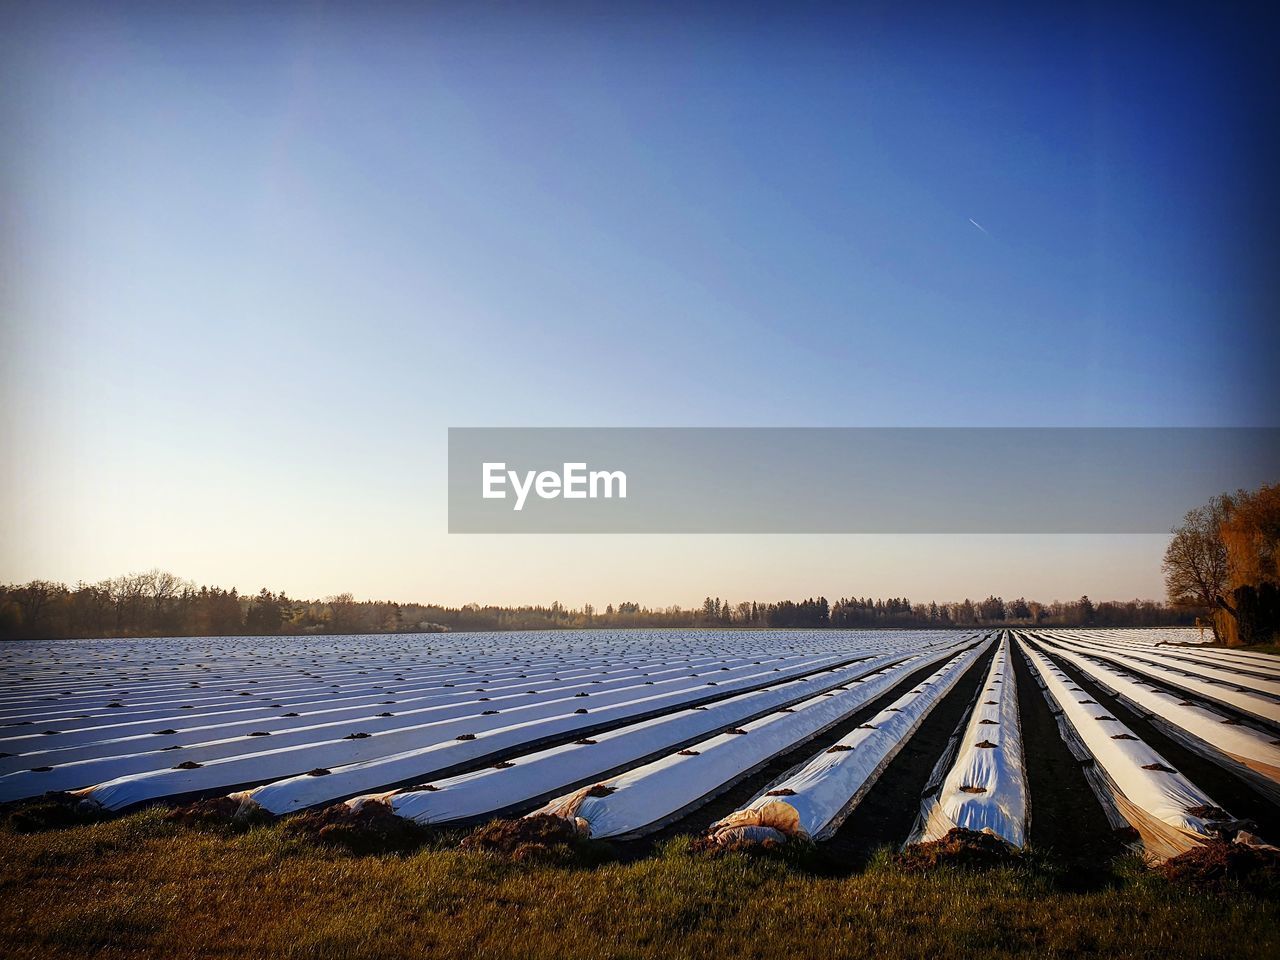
69 655 850 810
1040 633 1280 727
316 653 916 823
0 649 668 731
1 654 830 801
907 634 1027 848
1058 631 1280 681
1026 635 1280 804
1046 633 1280 699
1 635 897 744
0 654 764 764
706 639 992 842
1020 641 1234 862
1048 628 1280 672
529 640 982 839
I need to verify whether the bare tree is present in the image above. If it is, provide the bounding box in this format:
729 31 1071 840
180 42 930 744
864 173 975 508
1163 497 1233 642
109 573 148 634
327 592 357 633
12 580 57 634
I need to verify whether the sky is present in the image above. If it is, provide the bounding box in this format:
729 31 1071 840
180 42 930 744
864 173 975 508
2 2 1277 608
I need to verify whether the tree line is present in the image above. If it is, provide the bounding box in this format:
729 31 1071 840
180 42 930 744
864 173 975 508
0 571 1193 640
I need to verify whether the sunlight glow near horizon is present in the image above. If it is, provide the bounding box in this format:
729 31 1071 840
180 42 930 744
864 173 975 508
2 4 1276 607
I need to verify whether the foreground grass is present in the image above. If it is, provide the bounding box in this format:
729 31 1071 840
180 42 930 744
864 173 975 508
1 810 1276 960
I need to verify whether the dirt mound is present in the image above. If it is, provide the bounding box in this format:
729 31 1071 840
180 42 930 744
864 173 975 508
691 825 789 857
2 792 109 833
282 800 431 854
893 828 1020 872
1160 840 1280 896
690 837 787 857
461 814 589 862
165 796 272 831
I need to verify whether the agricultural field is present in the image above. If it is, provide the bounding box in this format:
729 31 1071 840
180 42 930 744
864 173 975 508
2 628 1278 959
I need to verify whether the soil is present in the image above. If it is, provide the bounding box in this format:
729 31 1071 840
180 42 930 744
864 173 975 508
164 796 274 831
689 831 789 858
1 792 110 833
1159 840 1280 896
893 828 1021 872
1010 639 1125 888
823 643 998 868
281 801 433 854
460 813 596 863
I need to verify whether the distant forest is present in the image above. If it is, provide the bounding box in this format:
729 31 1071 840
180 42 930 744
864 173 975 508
0 571 1195 640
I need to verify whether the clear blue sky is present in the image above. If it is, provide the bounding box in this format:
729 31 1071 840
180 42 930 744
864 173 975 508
2 2 1276 605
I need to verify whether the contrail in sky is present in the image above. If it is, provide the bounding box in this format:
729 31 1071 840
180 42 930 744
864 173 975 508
968 217 989 235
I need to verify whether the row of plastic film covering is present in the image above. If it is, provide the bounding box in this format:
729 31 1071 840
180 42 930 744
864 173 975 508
1047 631 1280 698
67 653 846 812
526 639 980 839
705 637 992 844
1029 635 1280 806
1019 639 1239 863
906 633 1027 848
343 653 911 826
1 657 756 799
1065 631 1280 683
1037 632 1280 727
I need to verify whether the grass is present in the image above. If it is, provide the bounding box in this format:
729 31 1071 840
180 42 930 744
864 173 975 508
1 810 1277 959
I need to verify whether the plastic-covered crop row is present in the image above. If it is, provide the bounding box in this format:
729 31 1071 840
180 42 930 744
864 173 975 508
907 633 1027 848
1051 627 1280 667
1070 628 1204 648
1025 635 1280 804
1020 641 1238 862
67 654 858 811
2 633 969 800
1055 630 1280 680
1051 628 1280 669
0 653 578 720
0 652 752 748
703 638 992 844
1040 633 1280 727
3 630 919 721
0 645 657 722
1117 646 1280 685
1 631 968 726
1 631 965 688
527 639 985 840
258 651 926 819
0 653 801 779
1045 633 1280 698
